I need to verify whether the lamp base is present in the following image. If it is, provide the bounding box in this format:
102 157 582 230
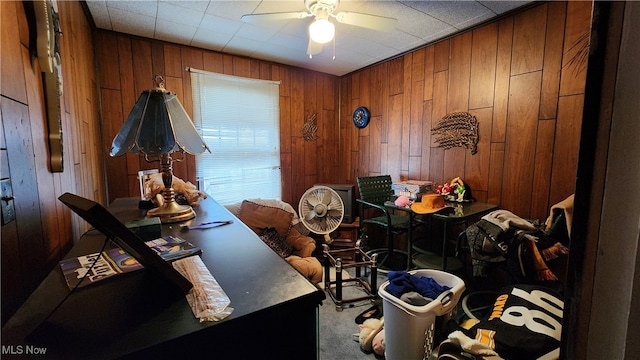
146 201 196 223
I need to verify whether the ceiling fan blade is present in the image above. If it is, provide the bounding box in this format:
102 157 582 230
334 11 397 32
241 11 311 23
307 38 323 56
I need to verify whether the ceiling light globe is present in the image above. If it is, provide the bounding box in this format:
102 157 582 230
309 18 335 44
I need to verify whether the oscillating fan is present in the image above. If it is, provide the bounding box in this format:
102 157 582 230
298 186 344 244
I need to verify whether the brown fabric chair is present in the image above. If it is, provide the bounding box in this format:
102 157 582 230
225 198 323 284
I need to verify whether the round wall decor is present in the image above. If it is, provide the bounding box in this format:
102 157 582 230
352 106 370 128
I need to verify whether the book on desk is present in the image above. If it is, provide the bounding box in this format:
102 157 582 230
59 235 201 290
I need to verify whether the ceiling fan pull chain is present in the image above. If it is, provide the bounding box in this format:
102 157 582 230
332 35 336 60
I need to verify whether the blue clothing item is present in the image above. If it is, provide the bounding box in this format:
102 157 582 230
386 271 451 300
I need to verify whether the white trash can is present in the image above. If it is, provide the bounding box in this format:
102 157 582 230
379 269 465 360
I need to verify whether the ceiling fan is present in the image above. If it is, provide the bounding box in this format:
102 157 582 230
241 0 397 57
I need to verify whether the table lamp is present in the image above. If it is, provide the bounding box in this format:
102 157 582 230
110 75 210 223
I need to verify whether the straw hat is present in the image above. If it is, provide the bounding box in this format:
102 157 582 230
411 193 452 214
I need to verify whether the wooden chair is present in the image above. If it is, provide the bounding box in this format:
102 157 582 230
356 175 420 272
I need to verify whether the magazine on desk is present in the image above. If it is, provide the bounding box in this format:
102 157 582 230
59 235 201 290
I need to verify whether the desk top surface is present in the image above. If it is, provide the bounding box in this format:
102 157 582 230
2 196 323 358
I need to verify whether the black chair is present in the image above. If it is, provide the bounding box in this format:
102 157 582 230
356 175 422 272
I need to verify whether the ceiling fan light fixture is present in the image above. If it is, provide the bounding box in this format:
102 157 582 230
309 17 335 44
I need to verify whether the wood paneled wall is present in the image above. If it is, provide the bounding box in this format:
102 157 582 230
340 1 591 221
96 32 340 207
1 1 104 322
1 0 592 324
97 2 590 223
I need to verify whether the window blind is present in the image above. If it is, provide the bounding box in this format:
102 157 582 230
189 68 281 205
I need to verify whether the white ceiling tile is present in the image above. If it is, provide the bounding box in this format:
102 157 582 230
105 0 158 18
223 35 272 57
199 13 243 34
206 1 262 21
422 27 459 44
191 28 233 50
359 1 418 19
402 1 493 27
480 1 531 14
190 39 226 52
250 45 296 63
85 1 112 30
160 0 210 12
252 1 308 14
368 30 423 51
454 11 496 31
392 6 453 37
85 0 107 6
154 18 198 43
156 2 206 24
267 31 309 53
236 22 283 42
335 34 397 59
86 0 534 76
109 8 156 37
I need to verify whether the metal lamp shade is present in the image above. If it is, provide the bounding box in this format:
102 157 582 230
110 89 208 157
110 80 209 223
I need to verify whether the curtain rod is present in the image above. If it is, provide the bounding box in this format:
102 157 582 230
186 67 281 85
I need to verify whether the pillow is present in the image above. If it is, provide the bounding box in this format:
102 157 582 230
238 200 293 237
259 227 293 258
292 221 310 236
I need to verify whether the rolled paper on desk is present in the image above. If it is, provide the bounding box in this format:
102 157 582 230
172 256 233 322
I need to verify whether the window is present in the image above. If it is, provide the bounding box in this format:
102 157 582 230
189 68 281 205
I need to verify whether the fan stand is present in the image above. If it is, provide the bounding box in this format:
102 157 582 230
322 242 378 311
300 185 366 309
322 233 333 244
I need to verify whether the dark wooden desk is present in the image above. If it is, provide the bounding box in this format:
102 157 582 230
2 197 324 359
413 201 499 272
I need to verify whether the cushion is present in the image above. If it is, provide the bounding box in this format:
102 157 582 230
286 255 323 284
259 227 293 258
238 200 293 237
292 221 310 236
285 226 315 257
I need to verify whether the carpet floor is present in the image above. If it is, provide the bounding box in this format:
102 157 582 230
318 267 388 360
317 266 460 360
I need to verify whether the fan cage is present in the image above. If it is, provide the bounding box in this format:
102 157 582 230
298 186 344 235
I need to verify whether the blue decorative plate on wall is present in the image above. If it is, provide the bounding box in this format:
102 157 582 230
352 106 370 128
